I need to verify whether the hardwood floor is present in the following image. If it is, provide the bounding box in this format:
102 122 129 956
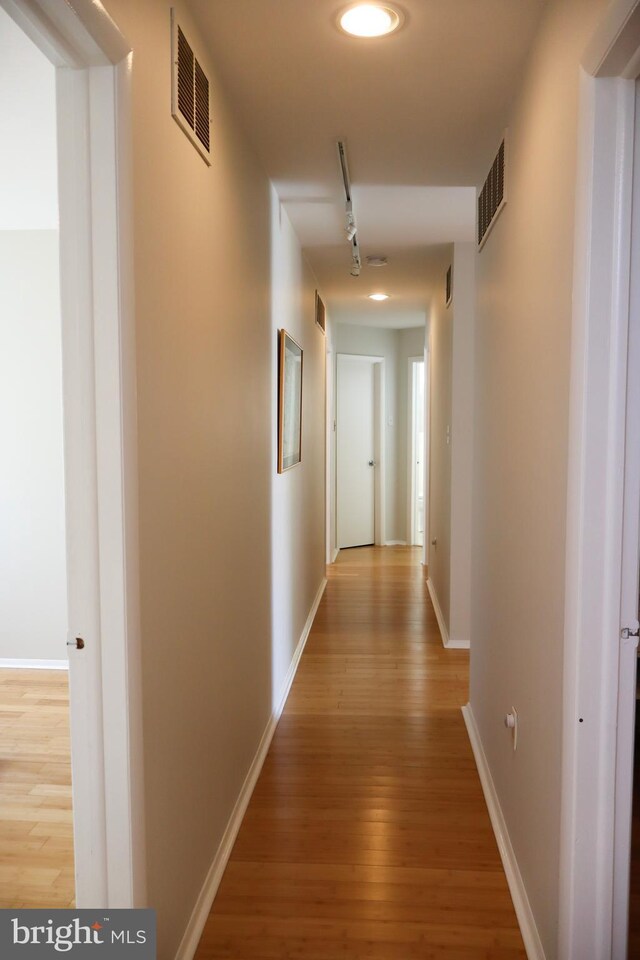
196 546 525 959
629 705 640 957
0 668 74 908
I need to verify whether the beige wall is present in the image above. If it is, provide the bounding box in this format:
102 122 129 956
470 0 606 954
99 2 325 956
428 252 453 629
270 190 326 699
449 243 476 647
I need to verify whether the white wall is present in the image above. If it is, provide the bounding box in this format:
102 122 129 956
333 323 425 545
0 232 67 662
469 0 607 954
0 11 66 663
0 8 58 230
92 1 327 956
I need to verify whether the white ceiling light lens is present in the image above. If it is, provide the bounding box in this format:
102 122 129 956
369 293 390 301
339 4 401 38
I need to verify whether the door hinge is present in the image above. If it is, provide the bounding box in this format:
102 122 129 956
620 626 640 640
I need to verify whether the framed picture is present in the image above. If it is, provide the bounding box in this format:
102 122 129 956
445 265 453 307
278 330 303 473
315 291 326 333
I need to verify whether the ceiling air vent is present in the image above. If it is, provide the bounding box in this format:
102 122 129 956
171 11 211 165
478 135 507 249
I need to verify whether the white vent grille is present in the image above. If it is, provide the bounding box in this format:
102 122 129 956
171 11 211 165
478 135 507 249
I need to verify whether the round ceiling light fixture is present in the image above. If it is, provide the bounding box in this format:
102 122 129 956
339 3 402 38
369 293 390 301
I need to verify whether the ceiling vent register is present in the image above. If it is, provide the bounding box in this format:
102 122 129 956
477 136 507 249
171 11 211 165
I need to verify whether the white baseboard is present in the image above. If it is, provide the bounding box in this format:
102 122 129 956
461 704 546 960
331 547 340 563
384 540 407 546
426 577 450 646
174 577 327 960
426 578 469 649
0 658 68 670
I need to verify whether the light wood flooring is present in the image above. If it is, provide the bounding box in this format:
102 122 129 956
195 546 525 959
0 668 74 908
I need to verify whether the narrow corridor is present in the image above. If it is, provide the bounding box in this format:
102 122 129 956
196 547 525 958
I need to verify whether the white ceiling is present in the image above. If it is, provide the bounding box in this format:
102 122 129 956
312 244 452 328
190 0 545 326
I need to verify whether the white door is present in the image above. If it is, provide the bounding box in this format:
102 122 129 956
337 357 376 548
411 359 425 546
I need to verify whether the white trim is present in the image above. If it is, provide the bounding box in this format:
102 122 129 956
331 547 340 563
427 577 469 649
559 70 637 960
612 78 640 960
0 659 69 670
174 577 327 960
427 577 448 647
2 0 146 908
384 540 407 546
462 705 546 960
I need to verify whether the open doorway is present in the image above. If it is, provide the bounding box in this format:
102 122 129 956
0 0 145 908
408 356 426 547
0 6 74 906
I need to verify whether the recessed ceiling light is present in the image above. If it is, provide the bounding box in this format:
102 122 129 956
339 4 402 38
366 256 389 267
369 293 390 301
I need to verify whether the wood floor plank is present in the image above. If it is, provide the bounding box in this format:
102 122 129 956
195 546 525 959
0 669 74 907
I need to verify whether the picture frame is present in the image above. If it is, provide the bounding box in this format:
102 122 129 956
278 329 303 473
315 291 326 333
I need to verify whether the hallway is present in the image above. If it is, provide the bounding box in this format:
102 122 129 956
196 547 525 958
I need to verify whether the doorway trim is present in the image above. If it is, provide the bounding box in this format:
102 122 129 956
0 0 146 907
560 3 640 957
336 353 386 548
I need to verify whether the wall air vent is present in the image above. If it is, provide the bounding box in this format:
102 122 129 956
171 11 211 165
478 135 507 249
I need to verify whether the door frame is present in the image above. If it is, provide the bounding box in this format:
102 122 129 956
1 0 146 907
336 353 386 548
407 356 425 547
560 3 640 956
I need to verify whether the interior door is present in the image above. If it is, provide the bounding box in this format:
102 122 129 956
412 359 425 546
337 356 375 548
